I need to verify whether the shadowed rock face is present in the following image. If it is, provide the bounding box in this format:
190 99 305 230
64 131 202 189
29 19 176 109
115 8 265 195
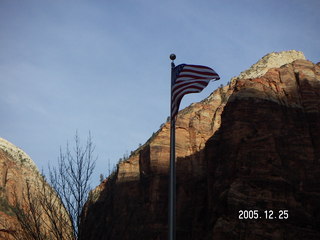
80 52 320 240
204 59 320 240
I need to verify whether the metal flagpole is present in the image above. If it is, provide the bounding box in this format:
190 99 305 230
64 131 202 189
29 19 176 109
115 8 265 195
169 53 176 240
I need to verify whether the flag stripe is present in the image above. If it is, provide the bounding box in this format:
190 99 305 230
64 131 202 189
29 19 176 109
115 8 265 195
181 65 219 75
173 85 206 102
180 68 217 75
176 68 220 82
177 73 216 79
173 87 204 107
172 79 209 92
173 82 209 100
171 64 220 118
180 67 216 73
171 87 204 117
183 65 214 70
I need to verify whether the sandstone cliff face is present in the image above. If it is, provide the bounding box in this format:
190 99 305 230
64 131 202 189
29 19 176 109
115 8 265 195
80 51 320 240
0 138 72 239
0 138 43 233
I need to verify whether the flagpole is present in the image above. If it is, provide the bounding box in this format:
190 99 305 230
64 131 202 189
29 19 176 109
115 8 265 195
169 53 176 240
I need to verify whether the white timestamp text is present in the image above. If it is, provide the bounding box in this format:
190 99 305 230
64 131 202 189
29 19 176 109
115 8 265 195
238 210 289 220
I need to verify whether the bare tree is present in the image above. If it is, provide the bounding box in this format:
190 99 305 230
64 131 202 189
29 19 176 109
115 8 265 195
0 179 74 240
49 132 96 239
0 132 95 240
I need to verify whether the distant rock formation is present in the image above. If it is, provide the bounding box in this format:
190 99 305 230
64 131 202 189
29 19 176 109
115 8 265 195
0 138 42 218
232 50 306 80
80 51 320 240
0 138 72 239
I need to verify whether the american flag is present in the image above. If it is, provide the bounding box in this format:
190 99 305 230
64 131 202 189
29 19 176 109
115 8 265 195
171 64 220 119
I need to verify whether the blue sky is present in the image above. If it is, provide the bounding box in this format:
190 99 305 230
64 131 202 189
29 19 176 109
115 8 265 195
1 0 319 186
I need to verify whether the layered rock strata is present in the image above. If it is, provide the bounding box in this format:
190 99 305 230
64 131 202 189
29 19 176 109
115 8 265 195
80 51 320 240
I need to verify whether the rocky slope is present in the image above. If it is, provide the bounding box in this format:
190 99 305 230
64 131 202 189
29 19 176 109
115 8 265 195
0 138 72 239
0 137 42 237
80 50 320 240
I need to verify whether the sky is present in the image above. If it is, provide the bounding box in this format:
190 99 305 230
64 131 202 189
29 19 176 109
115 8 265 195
1 0 319 187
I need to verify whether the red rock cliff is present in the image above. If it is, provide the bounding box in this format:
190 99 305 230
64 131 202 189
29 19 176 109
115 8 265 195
0 138 72 239
80 51 320 240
